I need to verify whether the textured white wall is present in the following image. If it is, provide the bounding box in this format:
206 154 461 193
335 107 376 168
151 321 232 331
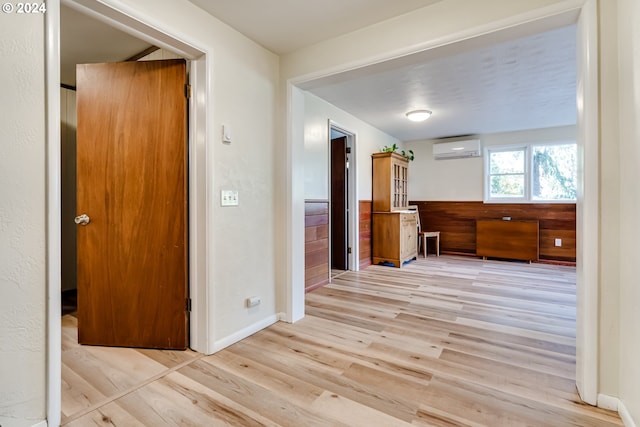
616 0 640 423
304 92 400 200
405 126 576 201
0 11 47 427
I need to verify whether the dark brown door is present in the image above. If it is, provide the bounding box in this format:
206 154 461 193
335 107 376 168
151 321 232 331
75 59 188 349
331 136 348 271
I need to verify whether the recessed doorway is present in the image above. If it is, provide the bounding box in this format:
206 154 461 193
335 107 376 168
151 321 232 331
329 123 357 278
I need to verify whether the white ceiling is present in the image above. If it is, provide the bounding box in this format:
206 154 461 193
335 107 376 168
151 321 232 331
305 25 577 141
186 0 443 55
60 1 577 142
60 5 153 87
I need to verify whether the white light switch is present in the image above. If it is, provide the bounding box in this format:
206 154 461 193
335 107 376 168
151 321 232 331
221 190 239 206
222 125 232 144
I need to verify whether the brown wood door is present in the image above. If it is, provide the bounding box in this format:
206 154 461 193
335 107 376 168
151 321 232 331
331 136 348 271
76 59 188 349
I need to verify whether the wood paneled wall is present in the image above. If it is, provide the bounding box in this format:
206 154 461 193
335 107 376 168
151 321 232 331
359 200 372 269
305 201 329 291
411 201 576 262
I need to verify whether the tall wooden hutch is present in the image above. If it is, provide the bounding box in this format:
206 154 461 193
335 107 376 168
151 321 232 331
371 152 418 267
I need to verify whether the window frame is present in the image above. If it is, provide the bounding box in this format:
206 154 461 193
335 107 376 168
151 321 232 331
485 145 528 202
484 141 577 203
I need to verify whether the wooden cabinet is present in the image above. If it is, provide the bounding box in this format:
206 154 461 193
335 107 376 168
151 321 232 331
476 219 539 262
372 212 418 268
371 152 417 268
372 152 409 212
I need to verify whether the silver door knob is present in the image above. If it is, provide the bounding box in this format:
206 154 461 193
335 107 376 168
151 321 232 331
74 214 90 226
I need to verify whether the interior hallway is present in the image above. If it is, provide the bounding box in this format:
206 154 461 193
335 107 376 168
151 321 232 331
61 256 622 426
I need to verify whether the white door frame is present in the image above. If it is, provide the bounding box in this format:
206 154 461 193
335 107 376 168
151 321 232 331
286 0 598 406
328 121 359 273
575 0 599 406
46 1 211 424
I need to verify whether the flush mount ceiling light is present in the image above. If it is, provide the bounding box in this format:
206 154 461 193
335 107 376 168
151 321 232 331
405 109 432 122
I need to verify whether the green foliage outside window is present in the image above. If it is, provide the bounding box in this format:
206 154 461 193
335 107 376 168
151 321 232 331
487 143 576 201
489 149 525 198
532 144 576 200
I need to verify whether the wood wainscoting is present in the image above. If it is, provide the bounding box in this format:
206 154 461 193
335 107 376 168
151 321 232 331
359 200 372 269
410 201 576 263
305 201 329 291
305 200 373 292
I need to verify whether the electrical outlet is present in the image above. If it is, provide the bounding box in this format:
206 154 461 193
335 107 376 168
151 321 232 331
246 296 261 307
220 190 239 206
554 238 562 247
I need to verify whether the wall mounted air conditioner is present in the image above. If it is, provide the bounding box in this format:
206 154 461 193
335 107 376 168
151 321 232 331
432 139 481 160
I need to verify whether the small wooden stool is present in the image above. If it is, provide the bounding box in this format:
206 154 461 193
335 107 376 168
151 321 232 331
420 231 440 257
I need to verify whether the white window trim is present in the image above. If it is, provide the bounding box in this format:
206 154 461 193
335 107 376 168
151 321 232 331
485 145 528 203
484 141 577 203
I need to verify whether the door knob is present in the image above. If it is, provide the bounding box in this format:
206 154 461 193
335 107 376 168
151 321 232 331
74 214 90 226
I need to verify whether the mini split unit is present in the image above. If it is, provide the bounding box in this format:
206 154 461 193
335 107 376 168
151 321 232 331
432 138 481 159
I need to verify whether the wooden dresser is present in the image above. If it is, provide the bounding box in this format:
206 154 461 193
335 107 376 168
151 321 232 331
371 152 417 267
476 219 539 262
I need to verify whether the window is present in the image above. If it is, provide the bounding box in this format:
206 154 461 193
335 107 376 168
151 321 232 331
488 147 526 199
485 142 577 202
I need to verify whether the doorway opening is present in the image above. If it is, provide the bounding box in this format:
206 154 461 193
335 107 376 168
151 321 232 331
47 1 210 424
287 3 598 407
329 123 357 279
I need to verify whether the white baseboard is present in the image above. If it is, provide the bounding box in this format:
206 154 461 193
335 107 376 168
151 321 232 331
598 394 637 427
619 399 638 427
32 421 47 427
211 314 278 353
598 393 619 411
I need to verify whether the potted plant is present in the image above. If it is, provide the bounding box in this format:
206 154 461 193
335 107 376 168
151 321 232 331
381 143 414 161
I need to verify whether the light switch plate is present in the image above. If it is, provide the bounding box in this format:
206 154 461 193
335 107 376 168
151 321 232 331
221 190 239 206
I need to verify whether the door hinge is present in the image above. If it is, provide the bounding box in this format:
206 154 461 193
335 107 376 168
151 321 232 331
347 247 352 254
186 298 192 312
346 147 351 154
185 84 192 99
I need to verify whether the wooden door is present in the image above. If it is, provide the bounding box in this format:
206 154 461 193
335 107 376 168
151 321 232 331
331 136 348 271
76 59 188 349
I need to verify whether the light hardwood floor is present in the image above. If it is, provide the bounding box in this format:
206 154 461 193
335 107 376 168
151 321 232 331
61 256 623 426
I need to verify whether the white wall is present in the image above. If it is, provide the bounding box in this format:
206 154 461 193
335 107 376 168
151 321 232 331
405 126 576 201
0 11 47 427
304 92 400 200
616 0 640 423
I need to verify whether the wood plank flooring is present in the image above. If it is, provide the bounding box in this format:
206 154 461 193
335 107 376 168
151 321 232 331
61 256 622 426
